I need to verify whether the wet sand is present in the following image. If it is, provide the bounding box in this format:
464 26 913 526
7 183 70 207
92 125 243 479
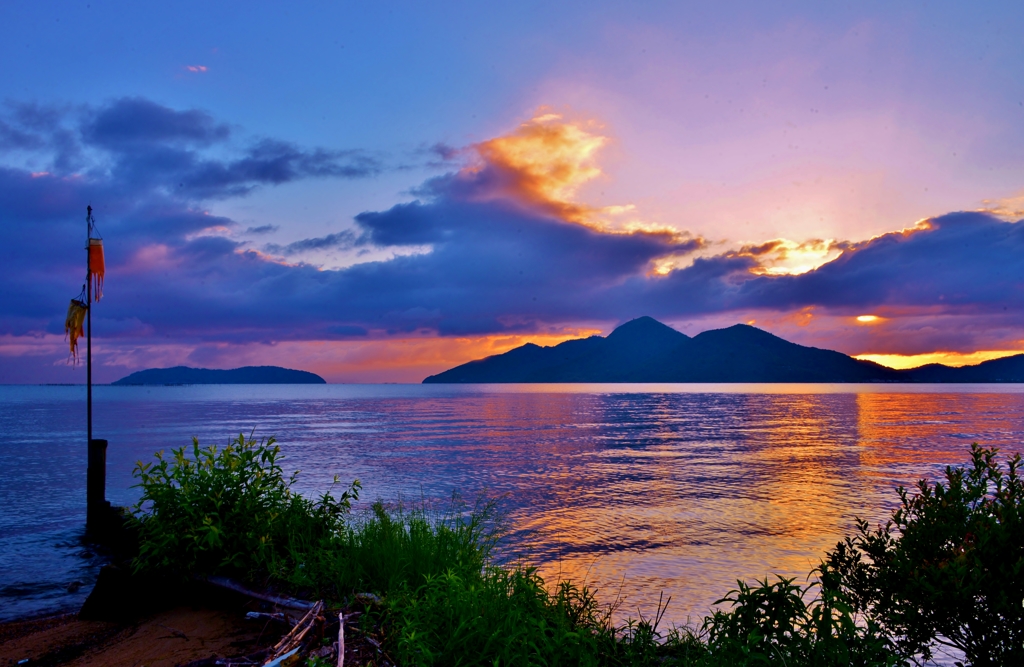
0 606 283 666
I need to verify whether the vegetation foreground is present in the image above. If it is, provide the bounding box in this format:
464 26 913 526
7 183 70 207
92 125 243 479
129 435 1023 666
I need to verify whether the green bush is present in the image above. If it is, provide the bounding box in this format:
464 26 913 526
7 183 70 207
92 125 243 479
823 443 1024 665
131 433 358 584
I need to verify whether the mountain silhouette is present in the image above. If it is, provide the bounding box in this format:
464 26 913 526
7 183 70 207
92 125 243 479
903 354 1024 382
112 365 326 385
423 316 1024 383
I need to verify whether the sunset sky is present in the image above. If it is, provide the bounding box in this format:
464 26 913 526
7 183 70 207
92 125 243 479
2 1 1024 383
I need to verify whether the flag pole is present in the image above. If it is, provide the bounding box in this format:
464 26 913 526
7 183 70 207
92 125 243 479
85 205 108 533
86 205 92 446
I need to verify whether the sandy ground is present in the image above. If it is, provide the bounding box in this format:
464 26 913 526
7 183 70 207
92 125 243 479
0 605 285 667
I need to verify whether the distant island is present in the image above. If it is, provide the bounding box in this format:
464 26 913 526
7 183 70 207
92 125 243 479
423 316 1024 383
112 365 326 385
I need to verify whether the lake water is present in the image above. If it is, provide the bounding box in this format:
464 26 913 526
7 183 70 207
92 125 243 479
2 383 1023 629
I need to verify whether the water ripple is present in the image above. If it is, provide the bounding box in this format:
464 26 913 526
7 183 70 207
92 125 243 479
1 384 1022 626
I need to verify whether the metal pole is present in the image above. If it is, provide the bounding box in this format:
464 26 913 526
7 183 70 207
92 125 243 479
87 205 92 446
85 205 106 533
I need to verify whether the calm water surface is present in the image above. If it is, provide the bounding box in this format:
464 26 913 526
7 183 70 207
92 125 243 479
2 383 1023 627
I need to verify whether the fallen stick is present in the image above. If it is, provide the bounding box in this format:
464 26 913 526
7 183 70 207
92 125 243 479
202 576 316 611
338 612 345 667
263 600 324 665
268 602 319 654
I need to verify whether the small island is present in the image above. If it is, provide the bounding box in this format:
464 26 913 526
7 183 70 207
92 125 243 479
111 365 326 385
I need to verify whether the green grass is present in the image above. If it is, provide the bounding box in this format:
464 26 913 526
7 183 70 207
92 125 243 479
130 434 1021 666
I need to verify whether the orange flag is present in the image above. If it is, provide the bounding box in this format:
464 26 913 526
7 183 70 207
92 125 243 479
89 238 105 301
65 298 88 363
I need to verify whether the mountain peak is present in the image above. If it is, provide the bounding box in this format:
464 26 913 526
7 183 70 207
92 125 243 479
606 316 689 345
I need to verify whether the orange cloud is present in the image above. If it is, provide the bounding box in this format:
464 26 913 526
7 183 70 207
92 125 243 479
732 238 844 276
979 191 1024 220
467 112 688 241
474 112 606 214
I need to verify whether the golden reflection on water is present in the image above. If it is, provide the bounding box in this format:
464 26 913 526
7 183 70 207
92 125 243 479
511 391 1024 627
854 392 1016 469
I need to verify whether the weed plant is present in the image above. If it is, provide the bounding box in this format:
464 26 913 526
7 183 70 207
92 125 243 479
131 435 1020 666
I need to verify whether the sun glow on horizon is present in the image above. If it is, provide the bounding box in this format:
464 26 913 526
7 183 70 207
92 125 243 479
855 349 1024 370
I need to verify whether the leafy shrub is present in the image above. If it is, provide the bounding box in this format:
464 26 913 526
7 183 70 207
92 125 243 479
823 443 1024 665
131 433 499 603
131 433 358 583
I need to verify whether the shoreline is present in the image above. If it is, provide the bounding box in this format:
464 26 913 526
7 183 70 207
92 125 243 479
0 604 285 667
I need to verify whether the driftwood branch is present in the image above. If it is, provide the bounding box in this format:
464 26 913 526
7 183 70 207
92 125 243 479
338 612 345 667
202 575 316 611
245 610 293 624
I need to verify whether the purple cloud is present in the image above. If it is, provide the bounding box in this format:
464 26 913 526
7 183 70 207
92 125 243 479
736 214 1024 313
82 97 230 149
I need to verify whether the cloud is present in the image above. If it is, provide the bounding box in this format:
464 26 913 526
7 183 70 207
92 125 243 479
246 224 279 234
420 142 462 167
0 118 45 150
265 230 357 255
0 98 383 203
82 97 229 148
1 101 1022 382
733 213 1024 313
166 139 382 200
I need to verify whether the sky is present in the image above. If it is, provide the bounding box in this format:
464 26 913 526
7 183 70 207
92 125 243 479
2 0 1024 383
